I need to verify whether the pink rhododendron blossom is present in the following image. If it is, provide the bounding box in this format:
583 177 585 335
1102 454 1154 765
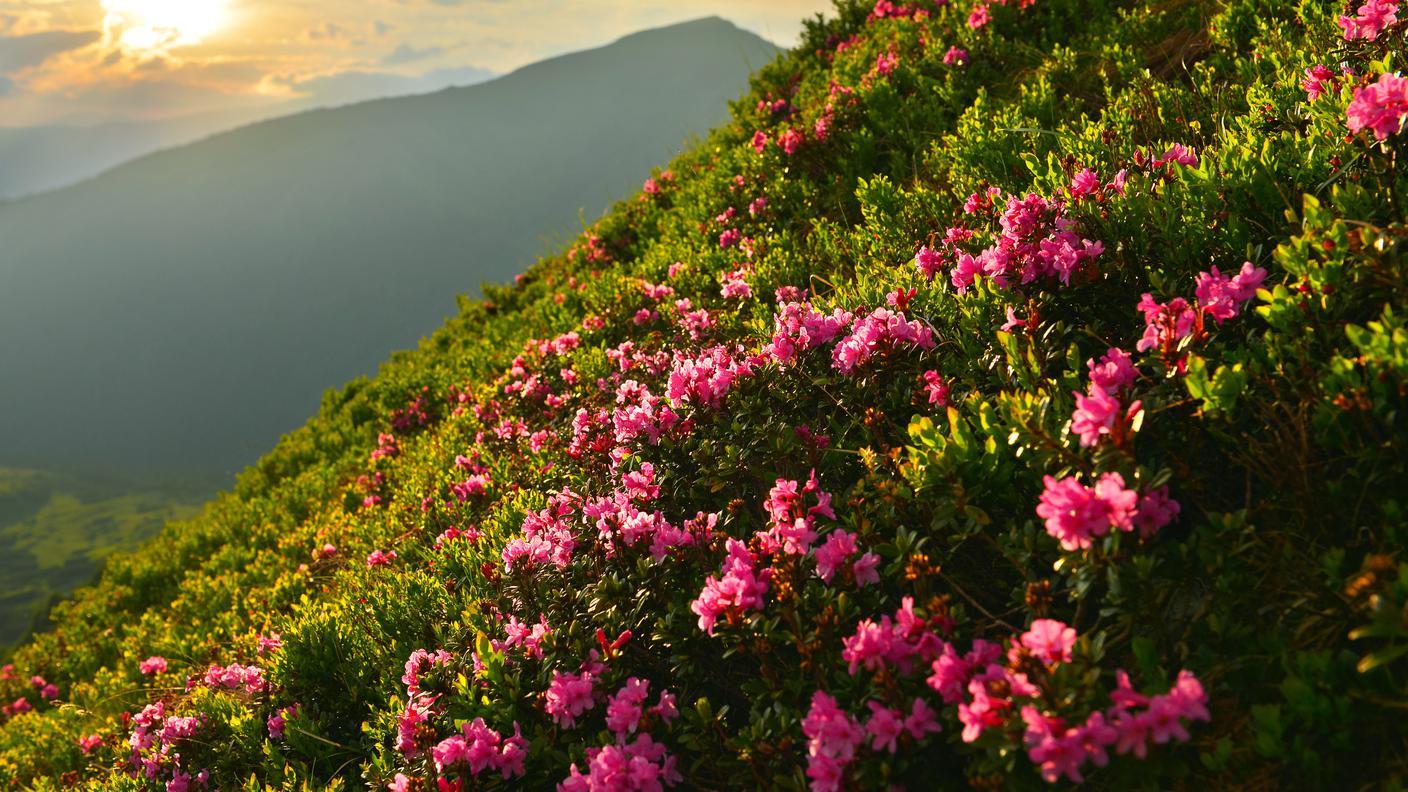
692 538 772 634
779 128 804 155
1070 386 1140 448
1136 293 1197 354
1070 168 1101 198
915 245 944 281
757 471 834 555
1133 486 1181 538
396 697 433 758
1020 619 1077 664
1302 64 1337 101
943 46 969 66
814 530 859 583
875 48 899 76
1338 0 1399 40
766 302 853 365
865 702 905 753
402 649 453 695
802 691 865 792
1153 143 1198 168
366 549 397 567
832 308 935 375
503 495 578 572
968 3 990 28
545 669 598 729
1347 72 1408 139
841 597 947 675
923 370 950 405
667 346 753 410
140 656 168 675
852 553 881 586
751 130 769 153
559 733 682 792
605 677 650 737
1036 473 1140 551
79 734 103 754
1087 347 1137 393
201 663 266 695
1195 261 1268 322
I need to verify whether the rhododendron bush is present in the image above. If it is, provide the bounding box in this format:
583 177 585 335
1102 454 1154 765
3 0 1407 789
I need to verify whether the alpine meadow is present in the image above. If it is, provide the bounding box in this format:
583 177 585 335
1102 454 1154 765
2 0 1407 789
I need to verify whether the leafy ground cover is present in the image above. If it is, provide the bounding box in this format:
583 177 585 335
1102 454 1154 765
1 0 1405 789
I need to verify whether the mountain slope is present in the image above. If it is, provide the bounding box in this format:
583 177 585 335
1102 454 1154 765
1 0 1406 789
0 65 497 201
0 17 778 478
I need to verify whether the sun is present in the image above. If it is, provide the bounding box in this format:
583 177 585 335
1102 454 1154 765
101 0 227 53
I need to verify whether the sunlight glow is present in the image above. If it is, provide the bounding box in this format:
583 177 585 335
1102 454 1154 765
101 0 227 53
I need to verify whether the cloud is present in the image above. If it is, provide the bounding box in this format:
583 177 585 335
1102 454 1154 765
0 30 99 75
382 43 445 65
0 75 12 96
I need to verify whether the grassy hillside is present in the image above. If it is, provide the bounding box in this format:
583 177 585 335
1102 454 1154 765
0 470 202 652
1 0 1405 789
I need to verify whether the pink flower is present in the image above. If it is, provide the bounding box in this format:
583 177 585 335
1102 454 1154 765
875 48 899 77
79 734 103 754
751 130 769 153
1347 72 1408 140
1338 0 1399 40
802 692 865 792
1153 143 1198 168
692 539 771 634
943 46 969 66
1001 306 1027 332
904 698 942 739
388 774 411 792
1036 473 1139 551
140 656 168 676
1071 387 1139 448
1135 293 1196 354
396 698 433 758
814 530 859 583
605 677 650 737
923 370 950 405
831 308 935 375
258 633 283 655
968 2 990 28
545 670 598 728
865 702 905 753
366 549 398 567
1302 64 1336 102
1195 261 1268 322
1070 168 1101 198
915 246 944 281
718 228 741 249
1087 347 1137 393
1134 486 1181 539
1020 619 1077 664
778 128 804 155
852 553 881 586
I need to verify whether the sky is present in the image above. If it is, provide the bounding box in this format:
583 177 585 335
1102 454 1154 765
0 0 835 126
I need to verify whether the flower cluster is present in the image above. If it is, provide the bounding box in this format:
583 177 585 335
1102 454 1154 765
1347 72 1408 140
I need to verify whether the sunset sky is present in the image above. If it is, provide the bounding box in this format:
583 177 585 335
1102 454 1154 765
0 0 832 126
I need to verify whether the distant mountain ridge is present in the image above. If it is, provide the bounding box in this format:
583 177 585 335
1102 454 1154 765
0 65 499 201
0 16 780 479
